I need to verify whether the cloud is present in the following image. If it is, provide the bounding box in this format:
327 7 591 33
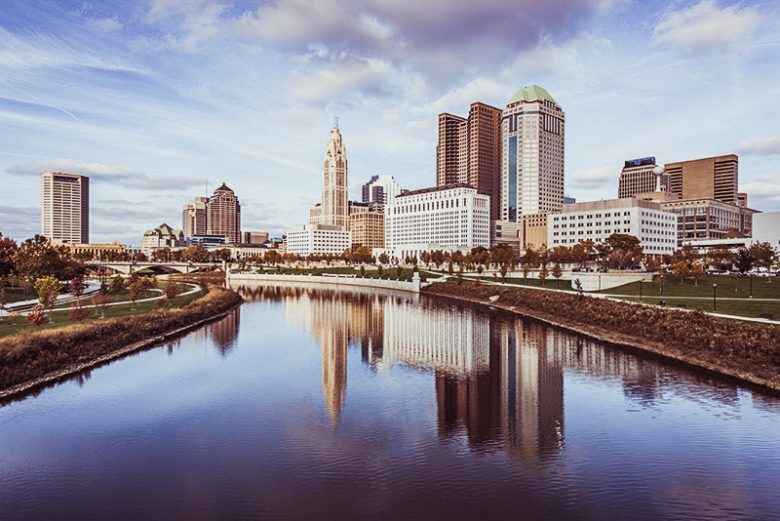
568 166 614 190
737 136 780 157
0 205 39 241
140 0 230 53
87 16 123 34
287 55 397 103
741 177 780 207
6 160 202 191
654 0 760 53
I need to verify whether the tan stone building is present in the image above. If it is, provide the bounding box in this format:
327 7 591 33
665 154 739 205
321 126 348 229
182 196 208 238
519 213 548 252
56 241 125 260
659 198 755 242
618 157 669 198
437 102 502 220
40 172 89 244
348 202 384 250
501 85 565 221
207 183 241 244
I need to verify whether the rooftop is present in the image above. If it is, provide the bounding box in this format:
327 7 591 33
508 85 557 105
396 183 475 198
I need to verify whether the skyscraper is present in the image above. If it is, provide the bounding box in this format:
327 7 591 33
321 126 348 229
361 174 402 207
182 196 208 238
40 172 89 243
618 157 668 198
664 154 739 205
501 85 565 221
207 183 241 243
436 102 502 220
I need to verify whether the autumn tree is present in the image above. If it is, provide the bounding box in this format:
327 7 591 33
671 260 690 283
34 275 62 321
691 262 707 286
538 264 549 286
551 263 563 288
748 242 776 274
110 275 125 301
14 235 83 282
707 244 735 271
0 234 18 276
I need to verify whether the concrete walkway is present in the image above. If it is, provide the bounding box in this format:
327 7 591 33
3 281 103 314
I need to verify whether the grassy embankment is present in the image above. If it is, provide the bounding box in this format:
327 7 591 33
0 282 200 338
0 282 242 396
424 280 780 392
441 271 780 320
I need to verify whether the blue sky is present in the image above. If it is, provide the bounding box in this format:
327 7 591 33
1 0 779 245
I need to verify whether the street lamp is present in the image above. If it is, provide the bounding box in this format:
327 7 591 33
639 279 643 301
749 273 753 298
712 283 718 311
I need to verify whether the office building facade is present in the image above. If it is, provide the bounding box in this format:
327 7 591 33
348 202 385 250
665 154 739 205
182 196 208 238
384 184 491 260
207 183 241 244
361 175 402 207
501 85 565 221
618 157 668 198
437 102 502 220
548 198 677 255
286 225 351 257
40 172 89 244
659 198 755 242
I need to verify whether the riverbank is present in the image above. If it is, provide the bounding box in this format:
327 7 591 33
423 280 780 393
0 285 243 399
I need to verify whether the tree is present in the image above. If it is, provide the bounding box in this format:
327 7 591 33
0 276 7 320
691 262 706 286
378 253 389 265
69 301 92 322
34 275 62 321
110 275 125 301
128 280 144 309
490 243 515 268
604 234 644 270
70 275 86 299
14 235 83 282
749 242 777 274
538 264 549 286
552 263 563 288
26 305 46 327
0 234 18 276
92 292 109 319
707 244 735 271
351 246 373 265
671 260 690 283
734 248 754 275
164 279 182 303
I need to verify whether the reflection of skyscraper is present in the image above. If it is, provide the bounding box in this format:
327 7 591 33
208 307 240 356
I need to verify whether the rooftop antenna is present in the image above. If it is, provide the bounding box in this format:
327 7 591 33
205 178 209 196
334 115 339 129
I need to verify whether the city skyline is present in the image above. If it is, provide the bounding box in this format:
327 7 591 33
1 1 779 245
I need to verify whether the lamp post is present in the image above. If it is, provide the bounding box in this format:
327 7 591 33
639 279 643 301
749 273 753 298
712 283 718 311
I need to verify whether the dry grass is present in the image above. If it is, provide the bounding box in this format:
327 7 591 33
0 285 242 391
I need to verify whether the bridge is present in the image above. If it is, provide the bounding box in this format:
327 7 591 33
86 261 222 275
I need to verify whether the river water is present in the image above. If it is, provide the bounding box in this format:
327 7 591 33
1 282 779 520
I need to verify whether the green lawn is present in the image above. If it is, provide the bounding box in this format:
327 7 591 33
0 288 203 339
614 295 780 320
601 274 780 299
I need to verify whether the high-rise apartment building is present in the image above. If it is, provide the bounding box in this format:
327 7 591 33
665 154 738 205
436 102 502 220
182 196 208 238
348 202 384 250
361 175 402 207
207 183 241 244
321 126 348 229
40 172 89 243
618 157 668 198
501 85 565 221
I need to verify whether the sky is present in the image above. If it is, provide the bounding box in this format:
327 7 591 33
1 0 779 245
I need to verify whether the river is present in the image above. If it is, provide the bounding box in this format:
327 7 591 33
1 282 779 520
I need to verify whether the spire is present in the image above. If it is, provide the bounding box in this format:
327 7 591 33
333 115 339 129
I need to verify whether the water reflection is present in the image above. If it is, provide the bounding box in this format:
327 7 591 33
187 306 241 357
236 282 748 467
